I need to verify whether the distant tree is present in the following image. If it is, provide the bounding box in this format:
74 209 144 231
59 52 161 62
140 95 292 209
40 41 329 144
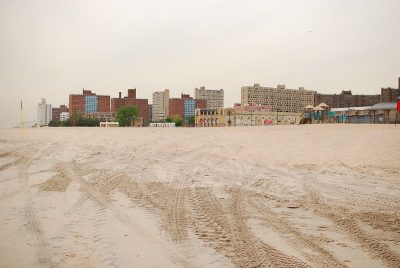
186 115 195 126
165 117 174 123
70 111 81 126
116 105 139 127
48 120 61 127
61 119 72 127
165 116 183 126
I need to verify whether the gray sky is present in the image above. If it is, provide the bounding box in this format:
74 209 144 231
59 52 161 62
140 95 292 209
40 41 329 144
0 0 399 127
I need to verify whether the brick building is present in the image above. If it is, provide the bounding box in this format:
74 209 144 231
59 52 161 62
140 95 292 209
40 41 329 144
314 90 381 108
169 94 208 120
69 89 110 115
52 105 69 121
111 89 149 125
381 78 400 102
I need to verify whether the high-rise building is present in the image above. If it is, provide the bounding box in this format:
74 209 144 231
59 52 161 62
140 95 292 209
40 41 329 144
168 93 206 122
241 84 315 113
69 89 110 115
111 89 149 125
52 105 69 121
194 86 224 109
37 98 52 126
152 89 170 122
169 98 185 120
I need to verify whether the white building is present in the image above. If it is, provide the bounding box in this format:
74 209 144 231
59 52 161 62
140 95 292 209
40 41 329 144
152 89 170 122
194 86 224 109
60 112 69 122
37 98 52 126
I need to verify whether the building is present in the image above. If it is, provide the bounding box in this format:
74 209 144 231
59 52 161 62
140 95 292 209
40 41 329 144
195 104 302 127
195 86 224 109
195 108 226 127
168 94 206 123
52 105 69 121
330 102 398 124
69 89 110 115
169 98 185 120
152 89 169 122
233 104 301 126
314 90 381 108
381 78 400 102
37 98 52 126
241 84 315 113
60 112 69 122
111 89 149 126
148 104 152 122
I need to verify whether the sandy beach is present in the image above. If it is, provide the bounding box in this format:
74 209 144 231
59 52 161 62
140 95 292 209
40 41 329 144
0 125 399 267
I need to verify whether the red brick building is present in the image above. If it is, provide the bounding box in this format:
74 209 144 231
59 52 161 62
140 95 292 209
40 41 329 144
169 98 185 119
98 95 111 112
69 89 110 115
195 99 207 109
69 94 84 115
169 94 207 120
111 89 149 125
52 105 69 121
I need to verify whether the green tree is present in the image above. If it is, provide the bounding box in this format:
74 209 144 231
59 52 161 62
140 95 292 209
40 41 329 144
48 120 61 127
165 116 183 126
186 115 195 126
70 110 81 127
116 105 139 127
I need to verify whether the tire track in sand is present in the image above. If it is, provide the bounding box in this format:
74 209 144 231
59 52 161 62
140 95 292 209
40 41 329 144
18 144 54 267
189 186 310 267
248 196 347 267
306 188 400 268
62 161 194 268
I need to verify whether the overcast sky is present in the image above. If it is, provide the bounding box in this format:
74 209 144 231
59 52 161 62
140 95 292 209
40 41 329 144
0 0 399 127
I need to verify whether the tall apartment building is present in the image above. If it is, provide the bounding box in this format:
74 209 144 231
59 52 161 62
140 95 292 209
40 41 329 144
314 90 381 108
111 89 149 125
37 98 52 126
194 86 224 109
169 93 207 121
52 105 69 121
241 84 316 113
152 89 169 122
69 89 110 115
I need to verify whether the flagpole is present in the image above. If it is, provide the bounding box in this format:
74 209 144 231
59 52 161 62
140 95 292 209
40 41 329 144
20 100 24 141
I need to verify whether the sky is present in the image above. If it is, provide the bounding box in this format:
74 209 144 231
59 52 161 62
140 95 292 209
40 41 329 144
0 0 399 127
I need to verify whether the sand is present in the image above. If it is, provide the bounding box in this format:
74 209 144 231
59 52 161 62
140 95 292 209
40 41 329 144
0 124 399 268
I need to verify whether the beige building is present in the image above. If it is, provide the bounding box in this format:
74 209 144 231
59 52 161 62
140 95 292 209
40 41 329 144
152 89 169 122
241 84 316 113
195 105 301 127
195 86 224 109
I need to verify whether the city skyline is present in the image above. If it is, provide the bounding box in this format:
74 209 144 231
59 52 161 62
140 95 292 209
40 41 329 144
1 0 400 127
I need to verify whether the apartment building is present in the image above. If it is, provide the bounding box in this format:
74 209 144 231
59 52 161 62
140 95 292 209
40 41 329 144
169 94 208 121
381 78 400 102
52 105 69 121
152 89 169 122
194 86 224 109
111 89 149 125
314 90 381 108
69 89 110 115
241 84 315 113
37 98 52 126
